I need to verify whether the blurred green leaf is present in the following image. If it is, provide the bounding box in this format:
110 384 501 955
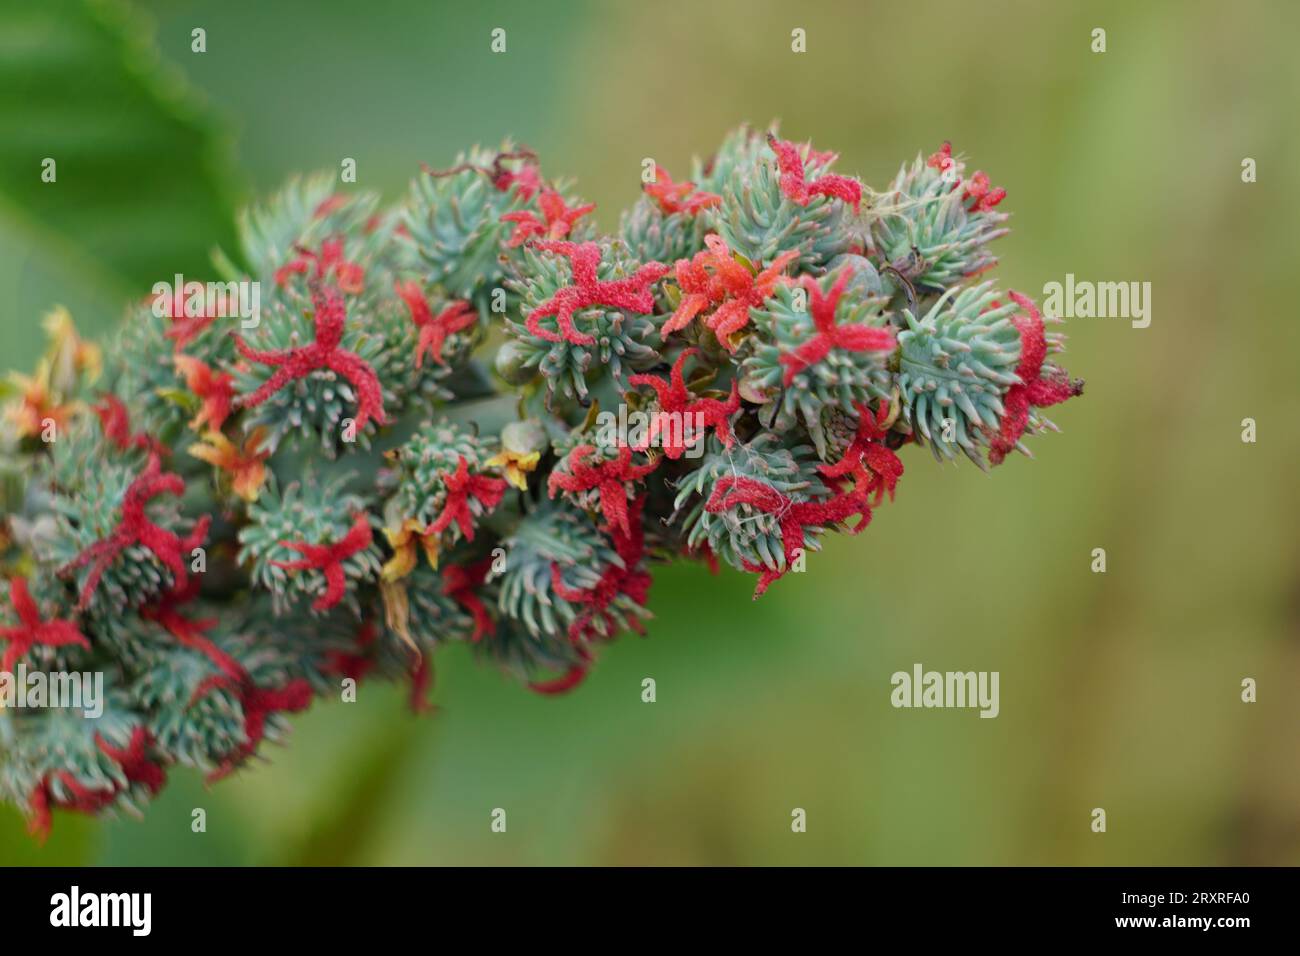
0 0 243 289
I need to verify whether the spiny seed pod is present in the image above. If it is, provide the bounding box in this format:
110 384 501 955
742 267 895 459
400 144 531 303
400 563 477 649
712 138 857 271
491 500 626 640
36 452 206 616
238 473 381 616
471 615 591 686
382 420 497 526
380 419 506 574
101 303 199 443
871 145 1009 296
236 174 385 286
895 281 1023 464
504 239 662 402
673 434 828 574
226 293 401 457
692 124 768 196
0 574 86 675
620 194 708 266
131 647 252 773
0 686 159 825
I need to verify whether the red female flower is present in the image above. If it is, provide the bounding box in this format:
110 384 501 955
927 141 956 173
926 142 1005 213
233 281 389 432
97 727 167 794
527 658 592 695
0 577 90 673
59 453 211 609
141 582 246 686
394 282 477 368
274 237 365 293
92 395 158 453
627 348 740 459
548 444 658 537
662 234 797 349
407 654 435 714
767 133 862 212
525 241 668 346
643 164 721 216
27 774 102 841
552 495 651 645
549 546 650 638
988 292 1084 466
962 170 1006 213
26 727 165 842
500 188 595 247
193 675 315 783
423 148 541 199
188 428 270 502
174 354 235 432
494 162 541 200
325 619 377 685
441 558 494 642
778 272 897 386
272 511 373 612
485 149 542 197
705 477 869 598
819 402 904 505
154 291 218 350
4 366 76 440
537 496 652 692
429 456 508 540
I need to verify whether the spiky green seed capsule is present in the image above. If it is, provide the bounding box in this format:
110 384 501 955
0 686 150 817
871 152 1009 295
401 146 525 302
673 435 828 574
236 173 384 286
227 296 402 458
712 145 856 271
490 501 628 640
742 269 894 459
100 304 195 443
383 419 496 524
36 454 193 616
238 473 380 615
895 281 1022 464
619 194 706 266
504 240 661 403
402 564 476 649
692 125 767 196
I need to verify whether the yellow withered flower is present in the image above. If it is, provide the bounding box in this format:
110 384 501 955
484 447 540 491
42 306 102 388
486 419 547 490
4 361 78 440
382 518 441 580
188 428 270 502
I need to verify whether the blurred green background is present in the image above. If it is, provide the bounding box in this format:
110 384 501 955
2 0 1298 865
